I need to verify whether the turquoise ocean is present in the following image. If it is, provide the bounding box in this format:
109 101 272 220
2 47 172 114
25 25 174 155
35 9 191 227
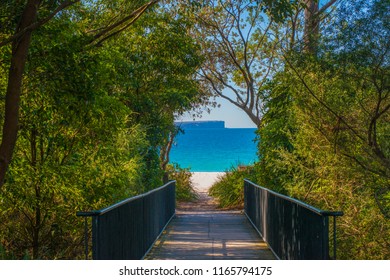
169 124 258 172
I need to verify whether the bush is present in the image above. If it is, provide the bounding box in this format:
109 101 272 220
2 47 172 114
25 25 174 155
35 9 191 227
166 164 198 202
209 165 257 209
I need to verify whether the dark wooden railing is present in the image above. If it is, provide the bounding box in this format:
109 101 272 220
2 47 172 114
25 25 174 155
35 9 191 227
77 180 175 260
244 179 343 260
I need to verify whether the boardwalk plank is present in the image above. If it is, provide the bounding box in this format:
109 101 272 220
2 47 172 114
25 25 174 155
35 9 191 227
146 211 275 260
146 187 275 260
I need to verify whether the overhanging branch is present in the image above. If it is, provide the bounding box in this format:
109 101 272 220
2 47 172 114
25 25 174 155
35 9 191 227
0 1 80 48
90 0 160 46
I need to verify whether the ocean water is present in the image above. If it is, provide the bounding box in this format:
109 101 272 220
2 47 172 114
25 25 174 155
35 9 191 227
169 128 258 172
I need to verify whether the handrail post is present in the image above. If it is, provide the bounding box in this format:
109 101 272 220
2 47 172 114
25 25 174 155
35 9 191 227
322 211 343 260
83 217 88 260
76 211 98 260
331 214 343 259
333 215 337 259
76 212 89 259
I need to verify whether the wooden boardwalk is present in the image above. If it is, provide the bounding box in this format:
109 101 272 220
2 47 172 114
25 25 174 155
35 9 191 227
146 191 275 260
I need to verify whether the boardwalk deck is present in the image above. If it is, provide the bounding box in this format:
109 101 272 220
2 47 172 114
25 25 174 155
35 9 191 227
146 191 275 260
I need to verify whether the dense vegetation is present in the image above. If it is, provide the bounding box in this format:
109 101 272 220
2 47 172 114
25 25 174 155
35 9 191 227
208 0 389 259
1 0 388 260
0 0 202 259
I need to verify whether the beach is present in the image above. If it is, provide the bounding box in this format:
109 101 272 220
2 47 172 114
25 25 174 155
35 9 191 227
191 172 225 192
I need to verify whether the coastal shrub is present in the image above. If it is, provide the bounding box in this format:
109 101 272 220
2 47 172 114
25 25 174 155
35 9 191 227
167 164 198 202
253 0 390 259
209 165 257 209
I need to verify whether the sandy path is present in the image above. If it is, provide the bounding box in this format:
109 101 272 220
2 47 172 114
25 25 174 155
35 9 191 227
190 172 225 192
177 172 231 213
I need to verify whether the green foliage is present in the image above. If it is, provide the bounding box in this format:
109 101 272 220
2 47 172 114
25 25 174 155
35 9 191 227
166 164 197 202
1 16 150 257
209 165 258 209
256 75 296 194
0 1 205 259
255 0 390 259
258 0 301 23
0 243 13 260
1 0 387 261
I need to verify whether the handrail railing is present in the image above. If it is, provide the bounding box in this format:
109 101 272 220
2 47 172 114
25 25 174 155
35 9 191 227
77 180 176 260
244 179 343 260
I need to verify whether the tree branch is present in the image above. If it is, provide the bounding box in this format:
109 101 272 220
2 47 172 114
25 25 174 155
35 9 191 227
284 55 366 142
0 1 80 48
200 69 242 108
318 0 338 15
90 0 160 45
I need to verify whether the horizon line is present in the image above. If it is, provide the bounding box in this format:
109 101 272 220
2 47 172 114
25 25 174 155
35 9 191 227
175 120 256 129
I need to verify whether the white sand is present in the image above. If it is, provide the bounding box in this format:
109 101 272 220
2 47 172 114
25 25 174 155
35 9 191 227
191 172 226 192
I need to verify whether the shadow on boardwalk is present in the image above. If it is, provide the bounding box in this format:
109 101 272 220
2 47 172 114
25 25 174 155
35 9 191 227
146 190 275 260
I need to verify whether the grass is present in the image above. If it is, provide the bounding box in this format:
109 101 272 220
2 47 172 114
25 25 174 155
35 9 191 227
209 165 256 209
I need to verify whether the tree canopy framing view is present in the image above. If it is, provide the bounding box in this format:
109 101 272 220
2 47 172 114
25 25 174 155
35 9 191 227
0 0 388 260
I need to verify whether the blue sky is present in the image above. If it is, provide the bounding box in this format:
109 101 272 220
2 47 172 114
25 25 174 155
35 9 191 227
178 96 257 128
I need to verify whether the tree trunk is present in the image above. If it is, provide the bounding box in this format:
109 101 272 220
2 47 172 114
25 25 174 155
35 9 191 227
303 0 338 54
303 0 319 54
0 0 42 187
160 131 175 184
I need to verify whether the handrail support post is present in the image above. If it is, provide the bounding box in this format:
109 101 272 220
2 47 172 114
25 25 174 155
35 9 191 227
333 215 337 260
84 216 89 260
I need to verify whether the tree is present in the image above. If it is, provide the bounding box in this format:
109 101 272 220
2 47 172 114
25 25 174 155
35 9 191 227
194 0 283 128
0 0 84 189
257 0 390 259
0 4 157 258
108 10 205 186
303 0 338 54
0 0 204 259
0 0 160 188
288 0 390 197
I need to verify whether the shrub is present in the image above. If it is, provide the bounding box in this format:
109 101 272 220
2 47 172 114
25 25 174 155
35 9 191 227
209 165 257 209
166 164 198 202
